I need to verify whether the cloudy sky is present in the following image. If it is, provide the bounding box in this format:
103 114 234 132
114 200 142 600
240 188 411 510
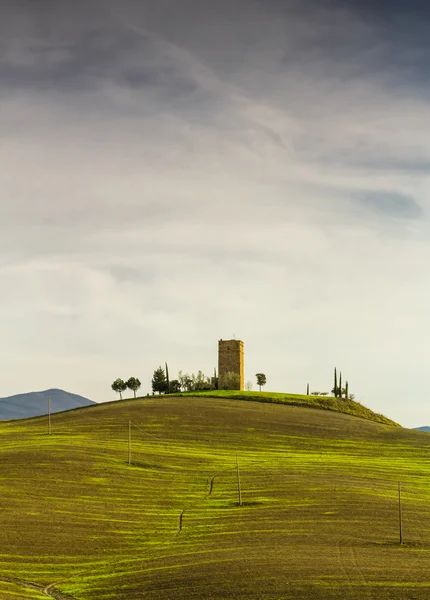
1 0 430 427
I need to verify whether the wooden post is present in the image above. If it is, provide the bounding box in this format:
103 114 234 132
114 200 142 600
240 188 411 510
48 397 51 435
128 420 131 465
236 453 242 507
398 482 403 545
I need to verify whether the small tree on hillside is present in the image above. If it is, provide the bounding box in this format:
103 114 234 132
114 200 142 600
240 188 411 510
126 377 141 399
340 384 352 400
191 371 208 391
112 378 127 400
169 380 181 393
178 370 193 392
255 373 266 392
219 371 240 390
245 381 253 391
152 366 167 395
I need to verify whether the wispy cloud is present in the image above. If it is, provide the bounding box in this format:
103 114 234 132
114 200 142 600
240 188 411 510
1 0 430 425
354 191 423 219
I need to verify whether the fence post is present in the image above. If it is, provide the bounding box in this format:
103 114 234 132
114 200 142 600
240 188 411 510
398 482 403 545
236 453 242 506
128 421 131 465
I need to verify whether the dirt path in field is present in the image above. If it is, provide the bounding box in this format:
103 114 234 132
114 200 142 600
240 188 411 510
0 576 75 600
0 575 44 593
43 581 75 599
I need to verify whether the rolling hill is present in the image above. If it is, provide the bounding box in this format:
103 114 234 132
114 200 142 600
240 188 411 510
0 388 95 420
0 393 429 599
175 390 399 426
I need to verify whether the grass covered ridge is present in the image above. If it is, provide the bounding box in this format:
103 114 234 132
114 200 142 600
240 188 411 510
174 390 399 427
0 396 427 599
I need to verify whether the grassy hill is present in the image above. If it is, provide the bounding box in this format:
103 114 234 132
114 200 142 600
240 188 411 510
174 390 399 426
0 394 429 599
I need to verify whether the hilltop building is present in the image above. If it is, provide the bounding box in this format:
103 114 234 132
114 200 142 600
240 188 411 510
218 339 244 390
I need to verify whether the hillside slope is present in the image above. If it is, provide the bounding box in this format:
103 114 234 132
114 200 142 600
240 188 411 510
175 390 399 426
0 396 429 599
0 388 95 420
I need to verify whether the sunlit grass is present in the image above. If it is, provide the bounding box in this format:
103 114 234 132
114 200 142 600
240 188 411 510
174 390 399 426
0 395 427 599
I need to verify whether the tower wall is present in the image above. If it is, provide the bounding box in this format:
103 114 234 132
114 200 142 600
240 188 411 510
218 339 244 390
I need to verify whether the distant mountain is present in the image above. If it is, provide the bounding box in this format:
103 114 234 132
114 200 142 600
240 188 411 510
0 389 95 420
413 426 430 432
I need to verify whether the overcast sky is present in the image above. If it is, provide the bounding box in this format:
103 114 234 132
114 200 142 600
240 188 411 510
1 0 430 427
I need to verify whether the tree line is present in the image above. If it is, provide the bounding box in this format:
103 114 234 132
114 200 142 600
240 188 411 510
111 365 267 399
151 365 267 395
305 367 354 400
111 377 141 400
112 366 355 402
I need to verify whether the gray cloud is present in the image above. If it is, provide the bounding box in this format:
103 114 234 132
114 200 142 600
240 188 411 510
1 0 430 427
355 191 423 219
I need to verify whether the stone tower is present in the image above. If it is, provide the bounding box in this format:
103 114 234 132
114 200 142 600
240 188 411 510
218 339 244 390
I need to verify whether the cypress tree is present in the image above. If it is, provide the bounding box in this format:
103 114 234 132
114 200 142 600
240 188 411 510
334 368 338 398
345 381 349 400
306 383 309 395
339 372 342 398
165 362 170 394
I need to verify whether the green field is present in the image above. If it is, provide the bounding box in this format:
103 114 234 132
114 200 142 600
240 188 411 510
1 393 430 599
174 390 399 426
